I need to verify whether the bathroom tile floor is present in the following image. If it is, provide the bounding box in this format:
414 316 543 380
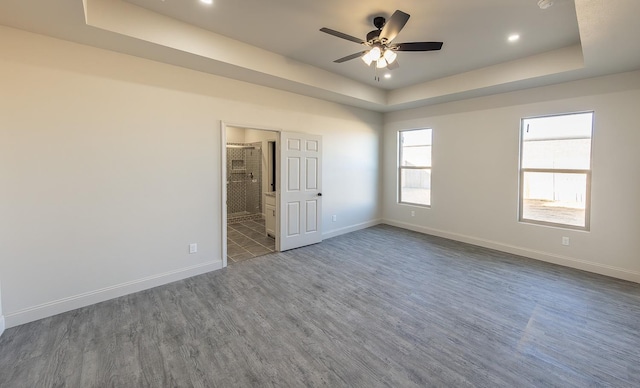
227 218 276 264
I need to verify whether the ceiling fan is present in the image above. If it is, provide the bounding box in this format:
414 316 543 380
320 10 443 74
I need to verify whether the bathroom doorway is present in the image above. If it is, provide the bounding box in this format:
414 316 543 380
224 125 278 264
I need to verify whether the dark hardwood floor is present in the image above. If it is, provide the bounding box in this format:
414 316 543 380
1 225 639 387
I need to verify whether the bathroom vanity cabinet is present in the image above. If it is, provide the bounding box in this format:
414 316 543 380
264 192 276 238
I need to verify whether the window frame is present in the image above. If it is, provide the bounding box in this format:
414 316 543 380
518 111 594 230
398 128 432 208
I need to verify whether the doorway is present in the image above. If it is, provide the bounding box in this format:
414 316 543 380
220 125 324 268
224 125 278 265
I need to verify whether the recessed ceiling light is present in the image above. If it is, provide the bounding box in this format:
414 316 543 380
538 0 554 9
384 74 391 79
200 0 213 5
508 34 520 43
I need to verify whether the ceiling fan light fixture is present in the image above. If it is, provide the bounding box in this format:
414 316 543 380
319 9 444 79
383 49 397 64
369 46 382 61
361 52 373 66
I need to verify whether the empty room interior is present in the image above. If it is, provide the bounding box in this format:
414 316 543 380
1 0 639 386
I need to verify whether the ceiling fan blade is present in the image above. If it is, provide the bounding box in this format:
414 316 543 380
379 10 410 43
320 28 365 44
395 42 443 51
334 51 368 63
387 60 399 70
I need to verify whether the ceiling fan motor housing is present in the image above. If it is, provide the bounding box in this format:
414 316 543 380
368 16 386 43
367 29 381 43
373 16 386 29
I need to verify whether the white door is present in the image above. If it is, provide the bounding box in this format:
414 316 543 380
279 132 322 251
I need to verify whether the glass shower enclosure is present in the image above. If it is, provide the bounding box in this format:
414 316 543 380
226 142 262 223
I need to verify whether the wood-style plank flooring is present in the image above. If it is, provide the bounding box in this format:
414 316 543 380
1 225 639 387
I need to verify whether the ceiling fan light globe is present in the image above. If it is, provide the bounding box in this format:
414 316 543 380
361 52 373 66
369 46 381 60
383 49 397 64
376 58 388 69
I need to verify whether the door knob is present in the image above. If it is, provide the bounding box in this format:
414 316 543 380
317 193 322 197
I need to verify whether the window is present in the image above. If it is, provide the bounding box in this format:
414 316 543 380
399 128 432 206
519 112 593 229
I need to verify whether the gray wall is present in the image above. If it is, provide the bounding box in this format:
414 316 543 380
0 27 383 327
383 70 640 283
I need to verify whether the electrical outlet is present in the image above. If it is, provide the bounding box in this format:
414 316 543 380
332 215 337 222
562 237 570 246
411 210 415 217
189 243 198 254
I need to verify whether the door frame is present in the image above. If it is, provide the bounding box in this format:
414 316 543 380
220 122 281 268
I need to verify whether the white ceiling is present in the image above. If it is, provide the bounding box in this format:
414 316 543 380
125 0 581 90
1 0 639 112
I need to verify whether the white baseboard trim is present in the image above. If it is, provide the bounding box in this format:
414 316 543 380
323 219 383 240
383 219 640 284
0 315 5 337
5 260 223 329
